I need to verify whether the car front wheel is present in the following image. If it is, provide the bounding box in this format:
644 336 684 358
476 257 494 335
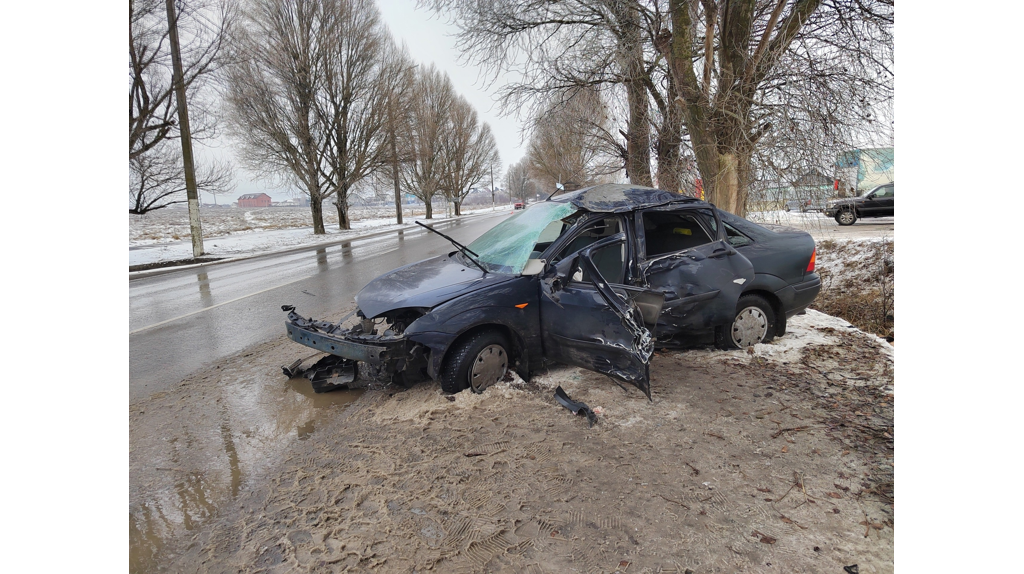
716 294 777 350
835 209 857 226
440 330 510 394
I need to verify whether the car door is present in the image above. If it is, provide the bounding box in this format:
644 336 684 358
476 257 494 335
875 184 894 216
635 205 755 335
539 231 665 399
860 184 892 216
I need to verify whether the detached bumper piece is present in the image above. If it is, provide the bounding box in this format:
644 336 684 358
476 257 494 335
554 386 597 428
281 355 357 393
304 355 357 393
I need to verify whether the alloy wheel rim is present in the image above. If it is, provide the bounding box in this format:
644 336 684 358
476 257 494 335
470 344 507 392
731 307 768 348
839 211 854 224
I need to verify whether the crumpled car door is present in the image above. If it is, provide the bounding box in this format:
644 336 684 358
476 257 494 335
637 207 755 335
539 233 665 399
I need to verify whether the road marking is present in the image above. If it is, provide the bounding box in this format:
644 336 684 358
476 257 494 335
129 275 311 335
130 243 404 334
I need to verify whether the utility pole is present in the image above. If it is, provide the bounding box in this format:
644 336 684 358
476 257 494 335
490 165 494 211
388 95 403 225
165 0 204 257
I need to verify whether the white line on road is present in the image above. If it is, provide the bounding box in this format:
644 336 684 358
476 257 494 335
130 245 401 335
129 276 310 335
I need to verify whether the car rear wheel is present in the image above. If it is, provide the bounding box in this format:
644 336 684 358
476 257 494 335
716 294 777 350
835 209 856 226
440 330 509 394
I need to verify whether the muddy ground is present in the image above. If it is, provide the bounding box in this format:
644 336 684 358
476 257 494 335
129 310 893 573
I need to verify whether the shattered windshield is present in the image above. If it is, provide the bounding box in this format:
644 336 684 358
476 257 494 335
465 202 579 274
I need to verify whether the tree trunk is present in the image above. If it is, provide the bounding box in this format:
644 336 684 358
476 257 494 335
336 184 351 230
336 200 350 230
424 197 433 219
716 153 740 215
625 76 652 186
454 200 461 216
655 106 683 193
712 151 751 217
616 2 652 187
310 194 326 235
391 143 402 225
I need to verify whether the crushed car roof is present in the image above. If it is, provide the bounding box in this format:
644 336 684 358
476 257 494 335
556 183 701 213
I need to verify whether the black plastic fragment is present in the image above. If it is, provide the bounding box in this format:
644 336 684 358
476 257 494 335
844 566 859 574
554 386 597 428
304 355 358 393
282 359 304 378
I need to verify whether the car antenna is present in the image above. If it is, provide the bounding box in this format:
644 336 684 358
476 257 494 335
414 221 488 275
544 181 566 202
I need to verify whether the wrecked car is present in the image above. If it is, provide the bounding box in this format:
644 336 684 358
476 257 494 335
283 184 820 398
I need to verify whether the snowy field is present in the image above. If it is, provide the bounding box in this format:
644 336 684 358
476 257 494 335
129 203 506 267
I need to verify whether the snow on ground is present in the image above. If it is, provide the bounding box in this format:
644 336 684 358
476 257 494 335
129 204 504 267
748 209 894 242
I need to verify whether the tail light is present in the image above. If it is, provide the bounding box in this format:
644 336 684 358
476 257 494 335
806 248 816 273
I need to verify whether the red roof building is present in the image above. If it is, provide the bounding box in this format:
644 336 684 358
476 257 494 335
237 193 272 208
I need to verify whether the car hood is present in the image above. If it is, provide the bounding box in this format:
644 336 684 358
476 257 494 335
355 253 516 318
828 197 864 207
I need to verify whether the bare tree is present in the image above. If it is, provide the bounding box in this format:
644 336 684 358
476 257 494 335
129 0 232 214
424 0 655 186
318 0 405 229
439 95 501 216
377 45 418 224
526 89 621 190
130 147 234 213
657 0 893 215
401 65 456 219
505 158 534 203
428 0 893 216
224 0 397 233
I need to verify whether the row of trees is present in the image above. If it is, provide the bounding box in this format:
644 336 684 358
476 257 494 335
429 0 893 216
129 0 500 234
131 0 893 225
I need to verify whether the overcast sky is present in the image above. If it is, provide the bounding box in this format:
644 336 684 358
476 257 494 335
209 0 526 203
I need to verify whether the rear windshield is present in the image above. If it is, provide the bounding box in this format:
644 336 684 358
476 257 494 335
465 202 579 274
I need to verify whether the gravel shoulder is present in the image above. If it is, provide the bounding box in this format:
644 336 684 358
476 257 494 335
130 311 893 574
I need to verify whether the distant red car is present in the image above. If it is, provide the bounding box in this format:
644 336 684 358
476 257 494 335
514 202 525 210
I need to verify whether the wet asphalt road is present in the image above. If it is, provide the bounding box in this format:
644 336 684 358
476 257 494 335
129 212 510 403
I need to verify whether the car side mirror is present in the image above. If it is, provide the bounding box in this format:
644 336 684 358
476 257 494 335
521 258 546 276
540 255 578 293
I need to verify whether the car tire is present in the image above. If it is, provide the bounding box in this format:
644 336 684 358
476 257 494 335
715 294 777 350
440 330 510 394
835 209 857 226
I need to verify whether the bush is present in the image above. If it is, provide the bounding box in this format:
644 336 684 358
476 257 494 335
810 239 894 341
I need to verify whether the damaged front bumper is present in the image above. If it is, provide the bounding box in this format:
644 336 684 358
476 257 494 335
282 305 417 374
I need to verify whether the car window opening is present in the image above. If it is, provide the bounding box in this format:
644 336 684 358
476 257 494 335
554 216 621 263
642 211 715 257
580 241 626 285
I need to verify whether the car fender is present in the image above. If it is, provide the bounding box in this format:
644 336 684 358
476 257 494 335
404 278 541 379
746 272 790 298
